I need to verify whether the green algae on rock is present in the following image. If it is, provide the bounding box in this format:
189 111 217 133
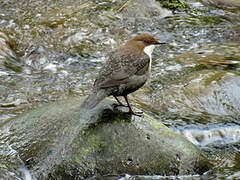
157 0 190 11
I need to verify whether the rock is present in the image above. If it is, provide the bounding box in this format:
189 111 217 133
115 0 171 19
0 97 211 179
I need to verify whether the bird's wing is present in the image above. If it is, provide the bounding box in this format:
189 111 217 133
94 50 149 88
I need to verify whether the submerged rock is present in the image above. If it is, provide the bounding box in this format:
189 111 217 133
154 70 240 115
0 97 211 179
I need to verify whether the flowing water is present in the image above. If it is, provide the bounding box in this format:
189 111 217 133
1 0 240 179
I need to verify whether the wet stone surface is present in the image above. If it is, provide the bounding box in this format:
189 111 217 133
0 0 240 179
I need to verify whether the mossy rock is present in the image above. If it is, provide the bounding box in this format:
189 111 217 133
0 97 211 179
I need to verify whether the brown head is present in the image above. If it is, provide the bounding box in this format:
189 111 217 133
124 33 164 53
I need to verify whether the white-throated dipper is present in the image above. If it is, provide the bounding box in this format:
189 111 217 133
80 33 165 116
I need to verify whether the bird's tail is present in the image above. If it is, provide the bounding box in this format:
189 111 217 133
80 88 109 109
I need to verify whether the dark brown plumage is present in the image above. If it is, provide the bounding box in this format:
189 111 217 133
80 33 164 116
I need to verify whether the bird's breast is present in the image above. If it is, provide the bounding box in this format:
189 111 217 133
143 45 155 72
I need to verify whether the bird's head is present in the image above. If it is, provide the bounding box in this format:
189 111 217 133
125 33 165 56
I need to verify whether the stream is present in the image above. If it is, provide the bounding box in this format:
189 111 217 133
1 0 240 179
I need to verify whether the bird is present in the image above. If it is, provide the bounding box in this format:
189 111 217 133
80 33 165 116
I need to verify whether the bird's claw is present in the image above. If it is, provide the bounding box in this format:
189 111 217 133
126 111 143 117
113 103 128 108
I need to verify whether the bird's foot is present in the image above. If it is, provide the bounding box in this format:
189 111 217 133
113 103 128 108
126 110 143 117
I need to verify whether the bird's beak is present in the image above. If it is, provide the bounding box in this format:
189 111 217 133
155 42 166 45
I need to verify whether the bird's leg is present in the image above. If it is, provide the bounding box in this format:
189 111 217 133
113 95 127 108
123 95 143 117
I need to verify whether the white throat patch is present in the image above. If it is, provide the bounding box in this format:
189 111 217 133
144 45 155 72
